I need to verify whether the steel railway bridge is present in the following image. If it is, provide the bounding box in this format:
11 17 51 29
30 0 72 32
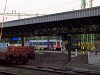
0 6 100 37
1 6 100 62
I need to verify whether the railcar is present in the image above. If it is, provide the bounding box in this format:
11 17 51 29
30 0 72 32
0 46 35 64
29 40 62 50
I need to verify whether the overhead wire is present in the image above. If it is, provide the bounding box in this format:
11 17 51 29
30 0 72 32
0 0 92 22
22 0 80 14
0 0 81 15
0 0 7 39
8 0 80 13
0 0 81 21
8 0 39 11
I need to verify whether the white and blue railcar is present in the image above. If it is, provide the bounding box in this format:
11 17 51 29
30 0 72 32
29 40 62 50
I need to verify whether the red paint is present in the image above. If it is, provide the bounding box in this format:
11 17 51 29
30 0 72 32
57 41 60 48
51 42 54 49
0 46 35 64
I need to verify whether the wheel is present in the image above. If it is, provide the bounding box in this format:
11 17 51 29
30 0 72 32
6 55 10 64
22 61 27 64
21 57 28 65
11 60 17 64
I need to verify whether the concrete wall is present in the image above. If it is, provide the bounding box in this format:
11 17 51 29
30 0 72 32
88 52 100 65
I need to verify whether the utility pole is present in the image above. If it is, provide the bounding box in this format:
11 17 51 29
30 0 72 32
81 0 86 9
0 0 7 39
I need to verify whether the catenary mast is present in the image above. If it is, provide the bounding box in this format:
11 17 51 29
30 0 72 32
81 0 86 9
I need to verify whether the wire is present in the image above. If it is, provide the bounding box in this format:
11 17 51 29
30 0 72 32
0 0 7 38
9 0 80 13
0 0 80 22
8 0 39 10
22 0 80 14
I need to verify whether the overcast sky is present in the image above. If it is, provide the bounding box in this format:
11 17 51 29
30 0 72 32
0 0 100 22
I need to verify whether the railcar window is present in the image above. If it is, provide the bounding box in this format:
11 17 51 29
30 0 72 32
38 42 41 45
29 42 33 46
33 42 36 45
53 42 56 45
42 42 47 45
29 41 60 46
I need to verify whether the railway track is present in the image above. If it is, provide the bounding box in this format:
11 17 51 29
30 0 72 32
0 62 100 75
0 71 20 75
13 65 100 75
0 60 100 75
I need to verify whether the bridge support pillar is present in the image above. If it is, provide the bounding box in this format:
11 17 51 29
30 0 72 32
67 34 72 62
47 36 50 50
21 37 24 46
10 38 13 44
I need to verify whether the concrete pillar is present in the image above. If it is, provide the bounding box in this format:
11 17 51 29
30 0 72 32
47 36 50 50
67 34 72 62
10 38 13 44
21 37 24 46
75 49 78 57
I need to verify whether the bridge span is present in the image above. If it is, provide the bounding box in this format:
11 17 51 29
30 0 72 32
0 6 100 37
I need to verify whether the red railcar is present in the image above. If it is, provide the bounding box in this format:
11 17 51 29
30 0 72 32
0 46 35 64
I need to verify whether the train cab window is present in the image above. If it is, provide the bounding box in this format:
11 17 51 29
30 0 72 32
61 42 62 45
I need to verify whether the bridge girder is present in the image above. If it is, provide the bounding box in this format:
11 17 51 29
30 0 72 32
1 16 100 38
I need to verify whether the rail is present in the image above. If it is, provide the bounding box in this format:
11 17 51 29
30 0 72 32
13 65 100 75
0 71 20 75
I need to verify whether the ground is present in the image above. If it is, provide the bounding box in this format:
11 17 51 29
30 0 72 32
28 51 100 71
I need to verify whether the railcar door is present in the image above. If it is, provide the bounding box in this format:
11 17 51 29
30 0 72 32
51 42 54 49
57 41 60 48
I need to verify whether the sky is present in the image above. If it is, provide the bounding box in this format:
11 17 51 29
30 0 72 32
0 0 100 22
